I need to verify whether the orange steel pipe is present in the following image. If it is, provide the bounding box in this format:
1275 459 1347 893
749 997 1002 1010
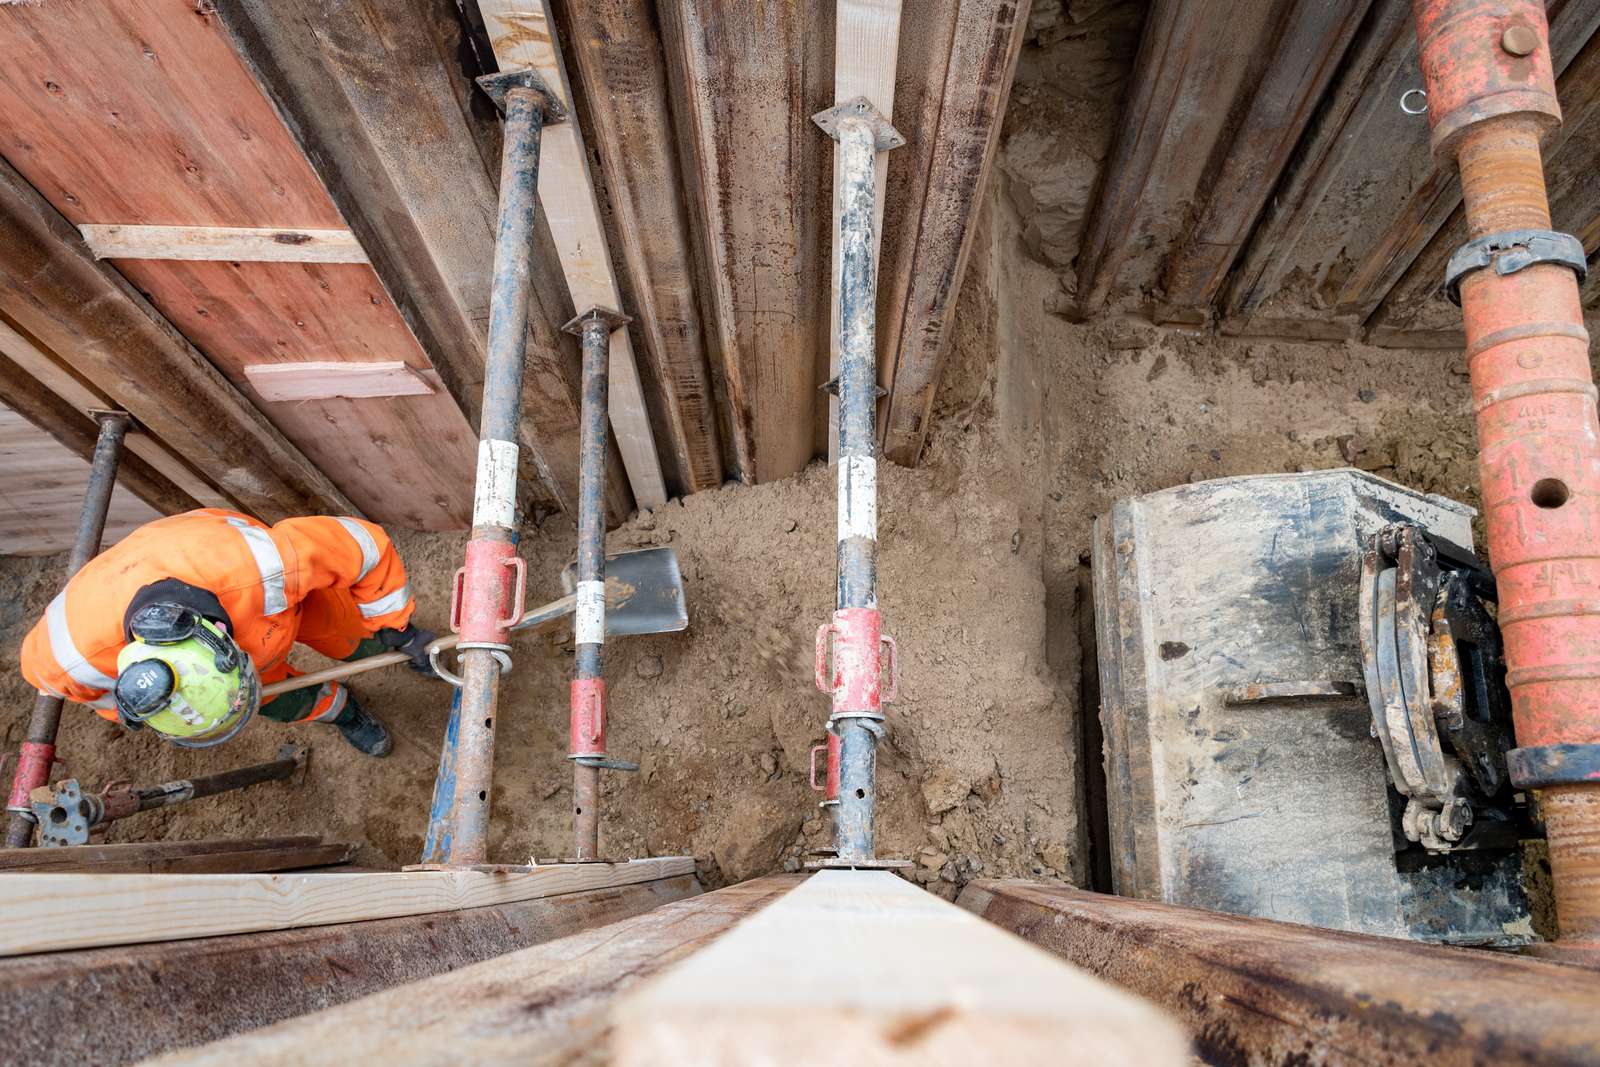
1413 0 1600 960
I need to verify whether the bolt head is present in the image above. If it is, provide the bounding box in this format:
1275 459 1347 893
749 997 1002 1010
1501 24 1539 57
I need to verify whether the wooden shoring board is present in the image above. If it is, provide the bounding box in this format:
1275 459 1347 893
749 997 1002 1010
117 258 477 530
0 836 355 875
213 0 618 519
557 0 726 496
1223 0 1600 332
79 225 368 264
0 0 478 529
610 870 1192 1064
0 875 701 1067
0 856 694 957
660 0 835 484
1072 0 1286 320
0 160 354 522
961 879 1600 1067
0 348 198 517
477 0 669 511
0 315 229 510
145 875 795 1067
243 361 436 403
826 0 903 465
1370 25 1600 339
0 401 160 555
1155 0 1375 320
879 0 1027 466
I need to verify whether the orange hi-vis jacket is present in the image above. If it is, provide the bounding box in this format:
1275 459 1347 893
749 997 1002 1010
21 509 416 719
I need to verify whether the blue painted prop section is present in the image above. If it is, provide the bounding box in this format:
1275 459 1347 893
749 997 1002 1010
421 688 462 864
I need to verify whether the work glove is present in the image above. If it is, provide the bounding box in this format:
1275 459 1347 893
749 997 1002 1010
379 624 438 677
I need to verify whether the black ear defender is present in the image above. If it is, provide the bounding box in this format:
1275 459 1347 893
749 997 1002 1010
112 658 175 727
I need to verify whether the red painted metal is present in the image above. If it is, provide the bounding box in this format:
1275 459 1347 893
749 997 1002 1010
5 742 53 813
1413 0 1600 956
452 539 519 645
569 677 606 758
814 607 886 713
808 734 842 802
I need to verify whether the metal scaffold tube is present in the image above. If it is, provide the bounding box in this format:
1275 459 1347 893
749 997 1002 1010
5 410 133 848
441 70 563 867
811 98 904 866
563 307 634 862
1410 0 1600 963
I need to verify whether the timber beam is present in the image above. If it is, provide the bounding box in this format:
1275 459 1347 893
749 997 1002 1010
143 875 799 1066
0 873 699 1067
0 160 353 522
959 879 1600 1067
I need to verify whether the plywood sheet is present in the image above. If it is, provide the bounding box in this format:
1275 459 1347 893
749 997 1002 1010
0 402 158 555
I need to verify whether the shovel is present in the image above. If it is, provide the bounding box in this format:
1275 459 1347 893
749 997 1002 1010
262 547 687 699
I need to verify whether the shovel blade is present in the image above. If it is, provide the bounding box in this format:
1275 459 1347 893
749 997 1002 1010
562 546 688 637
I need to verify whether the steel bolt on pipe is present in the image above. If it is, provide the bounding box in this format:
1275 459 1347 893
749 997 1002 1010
1412 0 1600 961
5 410 133 848
563 308 632 862
811 99 904 864
443 71 563 866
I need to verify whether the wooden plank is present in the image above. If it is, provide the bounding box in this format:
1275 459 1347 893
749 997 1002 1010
0 159 354 522
0 315 230 510
1372 23 1600 335
879 0 1027 465
149 875 799 1066
0 837 355 874
827 0 903 464
1073 0 1284 319
212 0 606 518
660 0 834 484
0 402 161 555
1224 0 1600 329
961 880 1600 1067
0 856 694 956
0 836 323 871
1156 0 1375 318
556 0 726 495
244 360 436 402
80 225 368 264
0 0 483 529
478 0 669 510
0 352 197 515
611 871 1190 1064
0 875 698 1067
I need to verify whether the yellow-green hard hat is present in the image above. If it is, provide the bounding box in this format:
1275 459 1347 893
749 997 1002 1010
114 608 259 748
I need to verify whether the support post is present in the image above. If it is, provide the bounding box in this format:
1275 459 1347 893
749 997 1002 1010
811 99 903 865
564 307 635 863
4 410 132 848
1409 0 1600 965
443 70 563 867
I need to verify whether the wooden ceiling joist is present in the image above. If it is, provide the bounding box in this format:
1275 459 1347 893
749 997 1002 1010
878 0 1027 466
0 0 481 530
212 0 633 520
660 0 835 485
556 0 728 496
1155 0 1375 323
478 0 670 511
0 159 352 523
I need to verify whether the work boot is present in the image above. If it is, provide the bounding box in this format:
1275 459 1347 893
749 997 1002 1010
333 697 392 758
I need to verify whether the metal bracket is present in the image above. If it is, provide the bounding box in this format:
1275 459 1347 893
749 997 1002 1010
1444 228 1586 305
811 96 906 151
819 376 887 398
475 68 567 123
1507 742 1600 790
570 755 640 772
561 306 632 337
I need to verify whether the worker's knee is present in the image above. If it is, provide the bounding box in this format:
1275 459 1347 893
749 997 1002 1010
260 686 317 724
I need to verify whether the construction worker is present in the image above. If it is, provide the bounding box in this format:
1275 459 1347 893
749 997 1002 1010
19 509 437 757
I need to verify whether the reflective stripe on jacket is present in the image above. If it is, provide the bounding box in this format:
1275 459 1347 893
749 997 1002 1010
20 509 415 717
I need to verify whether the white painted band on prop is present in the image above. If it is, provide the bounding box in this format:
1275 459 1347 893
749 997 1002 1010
575 579 606 645
472 439 519 528
837 454 878 543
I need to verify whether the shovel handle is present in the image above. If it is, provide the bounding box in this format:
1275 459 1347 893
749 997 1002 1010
261 593 578 700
